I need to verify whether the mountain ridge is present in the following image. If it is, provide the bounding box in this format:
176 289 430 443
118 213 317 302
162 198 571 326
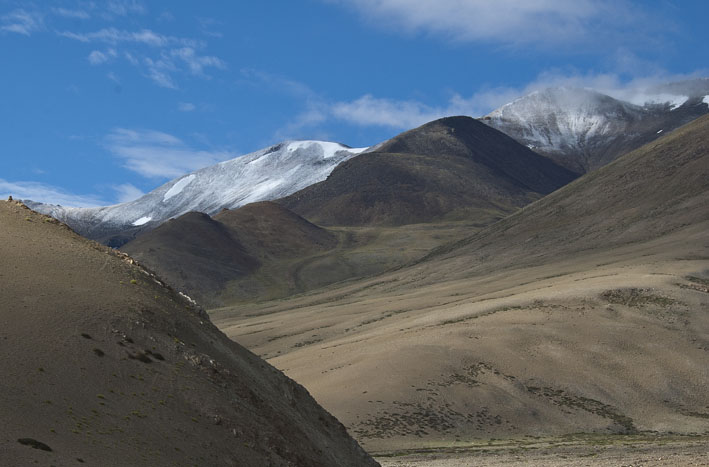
483 81 709 173
26 140 367 247
279 116 577 226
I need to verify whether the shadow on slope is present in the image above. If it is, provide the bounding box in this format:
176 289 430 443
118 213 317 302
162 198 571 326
280 116 577 226
426 113 709 277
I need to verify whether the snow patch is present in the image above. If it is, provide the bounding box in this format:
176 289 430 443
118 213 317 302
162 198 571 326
703 95 709 106
635 93 688 110
132 216 152 226
288 141 367 159
163 174 196 202
179 291 197 305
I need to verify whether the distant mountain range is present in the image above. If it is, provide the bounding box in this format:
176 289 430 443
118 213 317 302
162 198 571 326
25 79 709 246
27 141 366 247
121 116 577 306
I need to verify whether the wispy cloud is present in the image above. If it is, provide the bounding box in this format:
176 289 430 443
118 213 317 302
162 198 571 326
0 9 43 35
105 128 235 179
59 27 198 48
2 2 224 90
178 102 196 112
142 55 178 88
52 7 90 20
326 0 651 49
0 178 106 207
103 0 147 18
331 95 444 129
59 28 223 89
274 68 709 133
88 49 117 65
197 17 223 38
112 183 145 203
171 47 225 76
240 69 330 139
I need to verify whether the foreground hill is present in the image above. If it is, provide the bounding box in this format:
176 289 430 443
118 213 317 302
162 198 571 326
213 116 709 452
280 116 577 226
0 200 377 466
26 141 366 247
484 80 709 174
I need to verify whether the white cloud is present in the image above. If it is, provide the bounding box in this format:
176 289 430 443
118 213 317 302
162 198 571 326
59 27 197 48
88 50 108 65
113 183 145 203
327 0 647 49
1 9 43 35
105 128 235 179
59 28 224 89
171 47 225 76
89 48 118 65
0 179 106 207
331 94 444 129
143 55 178 88
178 102 196 112
496 69 709 107
286 69 709 131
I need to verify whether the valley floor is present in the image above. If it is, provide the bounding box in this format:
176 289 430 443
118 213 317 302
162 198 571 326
375 435 709 466
211 223 709 453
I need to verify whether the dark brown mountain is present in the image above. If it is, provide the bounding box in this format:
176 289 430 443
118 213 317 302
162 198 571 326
0 200 378 466
120 211 259 304
213 201 337 259
428 113 709 272
279 116 577 226
122 202 337 306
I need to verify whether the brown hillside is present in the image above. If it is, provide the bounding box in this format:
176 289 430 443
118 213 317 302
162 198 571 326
213 116 709 454
213 201 337 259
279 116 577 226
121 211 259 304
0 201 377 466
122 202 340 306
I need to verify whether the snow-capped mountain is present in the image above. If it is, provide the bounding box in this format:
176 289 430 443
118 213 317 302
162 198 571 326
483 79 709 173
27 141 367 246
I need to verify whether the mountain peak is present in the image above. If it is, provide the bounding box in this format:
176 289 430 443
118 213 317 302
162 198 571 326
27 139 369 246
483 80 709 173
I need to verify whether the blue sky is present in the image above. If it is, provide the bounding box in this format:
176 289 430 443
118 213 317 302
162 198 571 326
1 0 708 207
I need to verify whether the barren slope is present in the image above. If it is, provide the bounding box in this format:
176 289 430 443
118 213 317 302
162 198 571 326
280 116 576 226
120 211 260 306
212 116 709 453
123 202 480 306
0 201 377 466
